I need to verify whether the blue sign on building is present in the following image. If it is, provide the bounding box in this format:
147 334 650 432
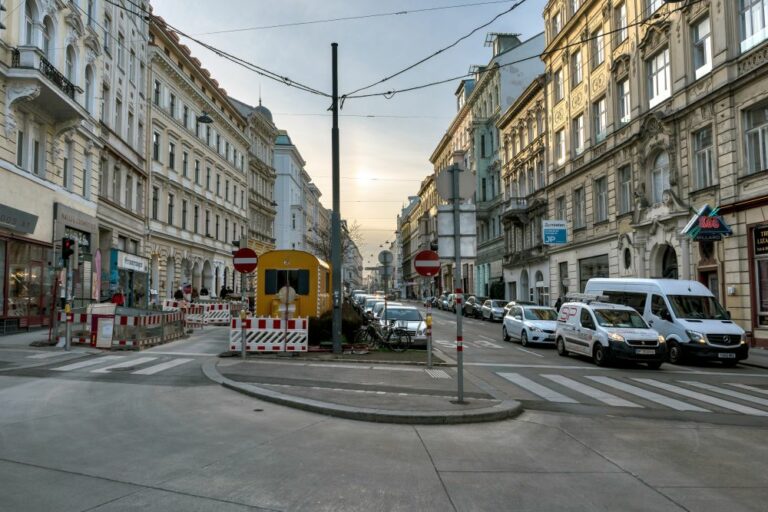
543 220 567 245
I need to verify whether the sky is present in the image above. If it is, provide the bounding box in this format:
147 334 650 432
153 0 547 270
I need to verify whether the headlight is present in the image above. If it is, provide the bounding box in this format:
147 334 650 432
741 333 747 345
608 332 625 342
530 326 542 332
658 335 666 344
686 330 707 344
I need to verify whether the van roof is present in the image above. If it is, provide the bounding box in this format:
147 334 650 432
563 301 636 311
586 278 713 296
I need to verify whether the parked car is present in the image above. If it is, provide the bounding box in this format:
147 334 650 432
463 296 482 317
371 301 402 320
555 300 665 369
446 293 458 312
363 296 384 315
436 294 447 310
481 299 507 321
379 306 427 343
503 300 537 317
440 294 452 311
503 305 559 346
584 278 748 366
423 296 436 308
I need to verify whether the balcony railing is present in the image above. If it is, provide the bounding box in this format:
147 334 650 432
503 197 528 213
11 48 77 99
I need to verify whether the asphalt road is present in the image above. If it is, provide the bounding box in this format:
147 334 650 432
0 321 767 511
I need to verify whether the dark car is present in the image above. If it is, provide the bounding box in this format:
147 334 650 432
463 296 484 318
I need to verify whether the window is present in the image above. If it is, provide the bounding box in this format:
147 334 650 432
87 0 95 26
618 79 631 124
152 186 159 220
746 105 768 174
571 0 581 14
741 0 768 52
594 177 607 222
593 97 607 142
225 141 230 160
216 134 221 153
572 114 584 155
618 165 632 214
555 129 566 164
692 17 712 79
206 126 211 145
114 97 122 134
129 50 136 81
651 152 670 203
183 105 189 128
616 2 627 42
579 254 609 292
117 33 125 68
194 160 200 184
580 308 595 330
233 185 237 206
205 210 210 236
215 215 220 240
125 174 133 210
647 0 662 17
168 142 176 170
216 174 221 196
224 218 229 243
573 187 585 228
591 27 604 67
556 196 566 220
42 17 53 61
552 10 562 35
554 68 564 102
169 93 176 117
16 128 24 168
168 194 173 224
225 179 229 201
182 200 188 230
571 50 583 87
104 16 111 53
195 118 201 137
193 205 199 234
63 141 73 190
152 132 160 162
65 46 76 83
206 167 211 189
693 126 714 189
127 111 134 146
648 48 671 108
153 80 161 106
182 151 189 177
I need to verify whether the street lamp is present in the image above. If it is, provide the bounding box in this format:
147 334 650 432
197 112 214 124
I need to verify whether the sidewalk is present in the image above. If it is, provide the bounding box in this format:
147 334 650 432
203 352 522 425
743 346 768 370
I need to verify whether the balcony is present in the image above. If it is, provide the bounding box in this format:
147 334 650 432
475 193 503 220
503 244 546 267
6 47 85 124
501 197 529 224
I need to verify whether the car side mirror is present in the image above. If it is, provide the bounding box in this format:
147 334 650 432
727 310 732 320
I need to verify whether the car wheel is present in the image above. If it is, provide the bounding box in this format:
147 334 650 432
593 343 610 367
556 337 568 356
503 326 510 342
647 361 663 370
521 331 529 347
667 341 684 365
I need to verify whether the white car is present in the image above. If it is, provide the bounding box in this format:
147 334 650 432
555 300 666 369
379 306 427 342
363 296 384 315
371 301 402 320
503 305 558 346
481 299 507 321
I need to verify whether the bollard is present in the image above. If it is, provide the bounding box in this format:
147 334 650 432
426 304 433 368
240 309 247 360
64 303 72 351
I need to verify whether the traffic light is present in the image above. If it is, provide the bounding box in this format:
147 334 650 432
61 238 75 261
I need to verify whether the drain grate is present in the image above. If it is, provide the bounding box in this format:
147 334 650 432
425 369 451 379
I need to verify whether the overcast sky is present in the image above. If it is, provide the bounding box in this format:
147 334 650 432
153 0 546 269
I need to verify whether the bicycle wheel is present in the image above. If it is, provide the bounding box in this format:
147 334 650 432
354 328 371 344
388 329 411 352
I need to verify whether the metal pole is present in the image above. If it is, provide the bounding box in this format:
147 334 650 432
331 42 342 353
426 301 433 368
65 258 72 351
241 272 247 360
452 164 465 403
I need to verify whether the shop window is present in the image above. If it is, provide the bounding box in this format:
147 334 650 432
579 254 609 292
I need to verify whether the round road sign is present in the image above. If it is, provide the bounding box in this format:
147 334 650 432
378 250 393 266
233 248 258 273
414 250 441 277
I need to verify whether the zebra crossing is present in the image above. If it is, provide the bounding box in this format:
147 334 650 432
433 339 504 350
497 371 768 417
30 353 194 377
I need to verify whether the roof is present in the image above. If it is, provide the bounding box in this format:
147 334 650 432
586 278 711 295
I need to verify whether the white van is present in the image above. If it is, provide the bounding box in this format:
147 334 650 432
584 278 748 366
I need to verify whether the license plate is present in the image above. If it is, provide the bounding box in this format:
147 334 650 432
718 352 736 359
636 349 656 355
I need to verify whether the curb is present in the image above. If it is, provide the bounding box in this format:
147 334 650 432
202 360 523 425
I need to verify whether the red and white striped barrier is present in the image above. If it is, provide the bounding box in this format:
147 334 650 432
184 304 206 329
204 303 231 325
56 311 92 346
162 300 188 311
229 317 308 353
114 311 183 327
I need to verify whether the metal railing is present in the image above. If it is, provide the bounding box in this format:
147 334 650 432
11 48 77 99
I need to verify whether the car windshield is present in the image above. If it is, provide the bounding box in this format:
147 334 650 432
593 309 648 328
491 300 506 308
668 295 729 320
382 309 422 321
524 308 558 321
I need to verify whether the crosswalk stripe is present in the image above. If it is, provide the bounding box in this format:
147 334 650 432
132 358 193 375
683 381 768 407
634 378 768 416
586 376 709 412
52 356 123 372
498 372 578 403
28 352 71 359
728 383 768 397
91 357 157 374
542 374 641 408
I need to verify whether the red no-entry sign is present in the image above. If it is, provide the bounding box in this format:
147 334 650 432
414 250 441 277
233 248 258 273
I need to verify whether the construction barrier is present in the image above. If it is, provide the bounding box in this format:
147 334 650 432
229 317 308 353
204 303 231 325
184 304 206 329
55 310 92 346
162 300 188 312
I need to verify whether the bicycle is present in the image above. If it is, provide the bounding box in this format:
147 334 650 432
354 319 412 352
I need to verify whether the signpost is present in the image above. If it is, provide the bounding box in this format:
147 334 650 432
233 248 258 360
414 249 440 367
681 204 733 241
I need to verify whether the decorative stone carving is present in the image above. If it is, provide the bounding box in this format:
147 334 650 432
738 44 768 75
638 21 671 59
553 103 566 127
639 112 668 139
591 69 606 94
571 90 583 109
611 53 631 78
51 119 82 162
692 76 712 98
4 84 41 138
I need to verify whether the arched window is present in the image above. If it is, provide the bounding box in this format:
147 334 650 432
85 65 94 112
25 2 36 45
651 151 670 203
65 45 75 82
42 17 54 61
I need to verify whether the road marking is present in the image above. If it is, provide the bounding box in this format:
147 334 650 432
515 347 544 358
682 381 768 407
541 374 641 408
479 335 496 341
371 366 421 372
52 356 123 372
132 358 193 375
143 351 215 357
497 372 578 403
27 352 71 359
633 378 768 416
310 363 368 369
468 363 610 370
92 357 158 374
425 369 451 379
729 383 768 396
473 339 502 349
586 376 709 412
